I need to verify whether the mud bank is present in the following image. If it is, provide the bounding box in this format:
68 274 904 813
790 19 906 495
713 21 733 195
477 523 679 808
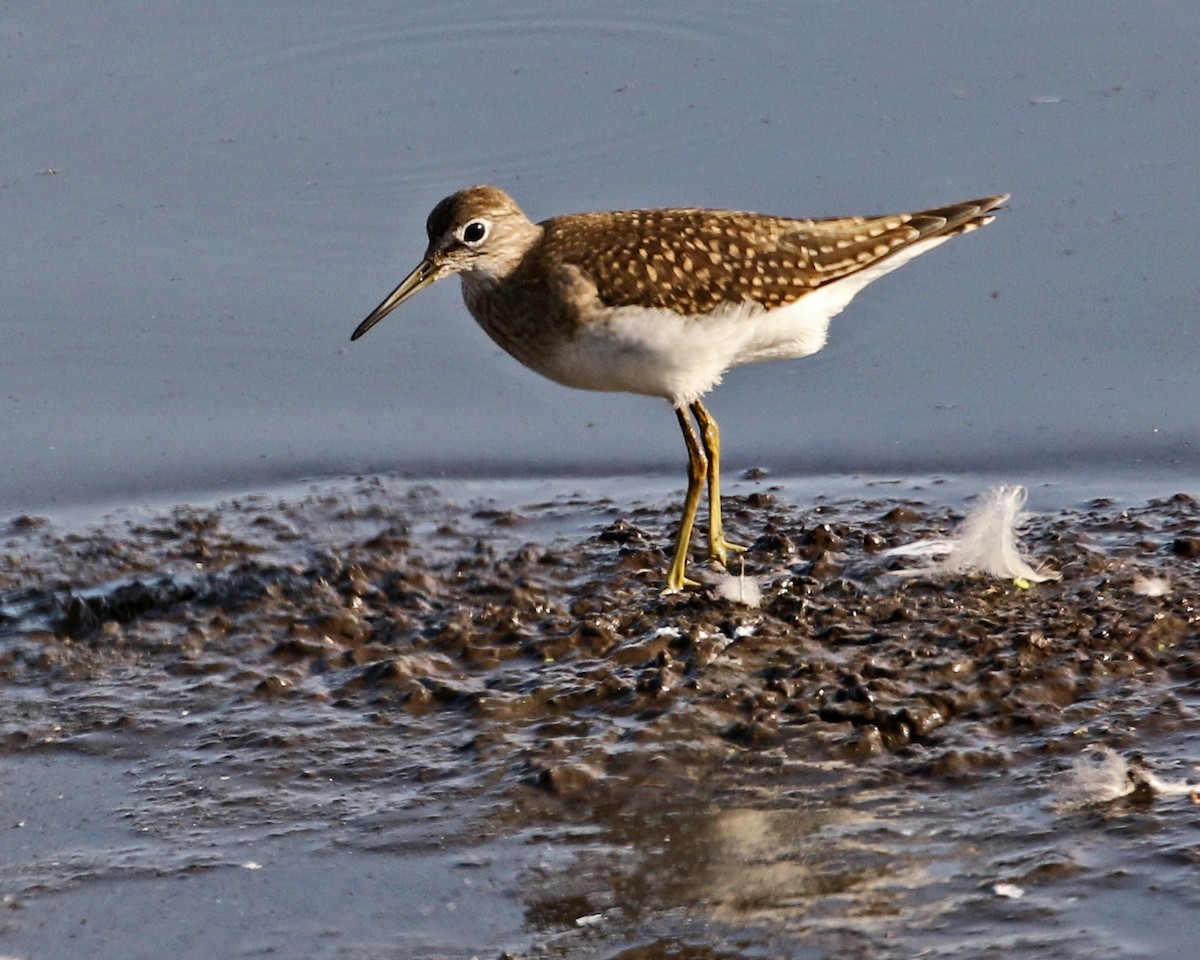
1 475 1198 959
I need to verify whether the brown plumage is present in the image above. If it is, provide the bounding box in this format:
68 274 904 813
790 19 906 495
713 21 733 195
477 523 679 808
354 185 1009 591
421 187 1005 317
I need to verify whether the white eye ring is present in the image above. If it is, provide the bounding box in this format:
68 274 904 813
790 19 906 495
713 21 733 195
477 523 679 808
458 218 491 245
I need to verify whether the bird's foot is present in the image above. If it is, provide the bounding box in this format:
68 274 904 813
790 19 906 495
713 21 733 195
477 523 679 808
661 573 701 595
709 536 747 567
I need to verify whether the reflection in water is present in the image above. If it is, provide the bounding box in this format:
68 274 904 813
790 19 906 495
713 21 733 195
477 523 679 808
4 476 1200 958
523 752 1200 958
587 789 934 934
700 806 895 915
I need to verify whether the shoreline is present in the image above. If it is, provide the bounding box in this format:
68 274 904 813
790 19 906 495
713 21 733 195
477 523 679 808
2 473 1198 958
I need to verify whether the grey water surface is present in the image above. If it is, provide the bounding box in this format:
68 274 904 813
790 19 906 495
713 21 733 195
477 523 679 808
3 0 1197 514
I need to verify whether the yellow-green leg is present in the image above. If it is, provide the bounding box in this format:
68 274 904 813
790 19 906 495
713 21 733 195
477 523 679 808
691 400 745 567
665 405 707 592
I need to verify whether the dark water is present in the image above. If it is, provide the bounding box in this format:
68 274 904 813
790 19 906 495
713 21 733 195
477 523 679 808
3 473 1199 958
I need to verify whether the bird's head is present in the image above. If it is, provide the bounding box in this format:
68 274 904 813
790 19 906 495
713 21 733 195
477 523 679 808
351 185 539 341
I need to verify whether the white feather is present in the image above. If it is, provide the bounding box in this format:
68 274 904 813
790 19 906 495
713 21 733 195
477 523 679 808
1132 575 1171 597
710 571 763 608
1056 748 1138 809
886 485 1061 583
1057 747 1200 810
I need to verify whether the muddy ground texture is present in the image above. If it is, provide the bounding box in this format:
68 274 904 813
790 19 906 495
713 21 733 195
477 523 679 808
1 477 1198 957
3 480 1197 775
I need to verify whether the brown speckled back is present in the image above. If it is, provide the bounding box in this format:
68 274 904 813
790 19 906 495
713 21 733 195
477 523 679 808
529 197 1003 316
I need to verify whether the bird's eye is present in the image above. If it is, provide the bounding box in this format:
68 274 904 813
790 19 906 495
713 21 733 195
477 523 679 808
461 220 489 244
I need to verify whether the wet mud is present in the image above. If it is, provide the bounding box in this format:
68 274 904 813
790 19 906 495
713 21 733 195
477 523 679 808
2 475 1199 959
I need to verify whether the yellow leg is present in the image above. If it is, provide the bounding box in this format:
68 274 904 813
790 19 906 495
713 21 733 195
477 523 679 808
665 405 706 592
691 400 745 566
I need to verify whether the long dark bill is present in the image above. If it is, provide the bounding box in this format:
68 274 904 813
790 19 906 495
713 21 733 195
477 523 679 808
351 258 438 341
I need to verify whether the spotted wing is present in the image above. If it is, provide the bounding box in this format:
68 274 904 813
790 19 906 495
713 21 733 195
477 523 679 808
537 195 1007 316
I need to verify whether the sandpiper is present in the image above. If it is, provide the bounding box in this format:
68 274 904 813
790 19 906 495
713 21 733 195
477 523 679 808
352 186 1008 591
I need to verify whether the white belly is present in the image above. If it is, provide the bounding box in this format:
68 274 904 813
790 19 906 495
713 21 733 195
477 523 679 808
538 298 827 404
526 232 951 407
